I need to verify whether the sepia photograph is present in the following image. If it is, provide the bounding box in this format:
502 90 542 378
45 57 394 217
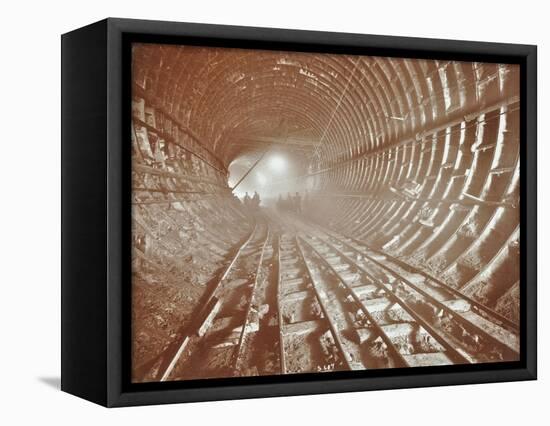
130 43 521 383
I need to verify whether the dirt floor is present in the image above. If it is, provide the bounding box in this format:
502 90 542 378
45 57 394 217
131 204 253 382
131 256 220 381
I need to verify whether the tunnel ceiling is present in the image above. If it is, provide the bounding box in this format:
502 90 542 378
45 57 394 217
132 43 517 171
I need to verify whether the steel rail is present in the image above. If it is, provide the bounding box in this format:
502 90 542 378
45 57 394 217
313 221 520 334
362 249 519 356
318 232 519 357
381 247 519 333
158 222 259 381
297 235 410 368
276 235 287 374
234 225 272 372
293 237 354 371
336 231 519 333
302 233 472 365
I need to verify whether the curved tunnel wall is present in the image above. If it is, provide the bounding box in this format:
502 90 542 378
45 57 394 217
130 43 520 373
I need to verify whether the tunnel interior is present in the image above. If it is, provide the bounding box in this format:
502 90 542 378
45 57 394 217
130 43 520 381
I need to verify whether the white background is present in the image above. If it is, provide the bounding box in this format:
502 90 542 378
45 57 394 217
0 0 546 423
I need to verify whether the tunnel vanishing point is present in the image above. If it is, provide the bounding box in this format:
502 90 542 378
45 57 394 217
130 43 520 383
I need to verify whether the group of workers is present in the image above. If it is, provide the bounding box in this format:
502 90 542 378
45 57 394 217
242 191 261 211
276 192 302 214
238 191 305 215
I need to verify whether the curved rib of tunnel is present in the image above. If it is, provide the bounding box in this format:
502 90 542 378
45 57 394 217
131 44 520 380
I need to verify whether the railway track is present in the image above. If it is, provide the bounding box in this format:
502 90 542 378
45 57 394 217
161 219 271 381
300 226 520 363
277 233 350 374
156 212 519 381
298 234 469 368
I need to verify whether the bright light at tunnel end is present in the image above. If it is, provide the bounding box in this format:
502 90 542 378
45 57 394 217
268 154 287 173
256 172 267 186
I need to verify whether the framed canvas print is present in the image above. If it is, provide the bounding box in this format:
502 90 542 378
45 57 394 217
61 18 537 407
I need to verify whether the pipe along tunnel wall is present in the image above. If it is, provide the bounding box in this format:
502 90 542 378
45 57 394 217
131 43 520 382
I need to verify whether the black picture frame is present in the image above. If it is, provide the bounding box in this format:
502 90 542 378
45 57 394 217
61 17 537 407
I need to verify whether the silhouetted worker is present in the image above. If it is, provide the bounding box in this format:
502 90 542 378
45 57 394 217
285 193 293 213
294 192 302 214
243 192 251 209
276 194 283 211
252 191 261 210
